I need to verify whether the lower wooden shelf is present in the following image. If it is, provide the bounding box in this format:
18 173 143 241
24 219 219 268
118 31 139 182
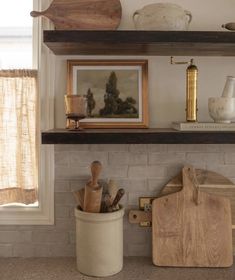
41 128 235 144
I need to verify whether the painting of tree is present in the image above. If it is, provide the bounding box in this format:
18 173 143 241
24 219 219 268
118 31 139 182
86 88 96 117
99 71 138 117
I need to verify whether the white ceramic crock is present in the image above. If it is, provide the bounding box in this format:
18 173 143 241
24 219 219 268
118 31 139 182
133 3 192 31
75 206 124 277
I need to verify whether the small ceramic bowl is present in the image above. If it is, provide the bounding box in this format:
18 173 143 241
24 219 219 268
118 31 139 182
208 97 235 123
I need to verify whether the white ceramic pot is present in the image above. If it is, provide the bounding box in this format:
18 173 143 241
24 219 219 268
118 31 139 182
75 206 124 277
208 97 235 123
133 3 192 31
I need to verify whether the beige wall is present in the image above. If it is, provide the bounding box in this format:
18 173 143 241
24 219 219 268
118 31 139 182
54 0 235 128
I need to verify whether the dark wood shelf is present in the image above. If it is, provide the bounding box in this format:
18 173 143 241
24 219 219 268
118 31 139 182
44 30 235 56
41 129 235 144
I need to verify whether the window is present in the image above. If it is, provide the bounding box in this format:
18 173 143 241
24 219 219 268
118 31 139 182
0 1 33 69
0 0 54 224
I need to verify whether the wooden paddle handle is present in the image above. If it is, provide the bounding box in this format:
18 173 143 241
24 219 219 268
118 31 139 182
90 161 102 188
83 184 103 213
30 10 46 17
182 166 200 205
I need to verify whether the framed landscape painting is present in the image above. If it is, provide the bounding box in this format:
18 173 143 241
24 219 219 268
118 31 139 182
67 60 148 128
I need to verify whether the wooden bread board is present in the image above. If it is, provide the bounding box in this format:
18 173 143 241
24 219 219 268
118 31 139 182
129 168 235 253
31 0 122 30
152 166 233 267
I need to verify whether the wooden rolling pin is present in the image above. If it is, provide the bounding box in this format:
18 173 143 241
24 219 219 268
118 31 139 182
84 161 103 213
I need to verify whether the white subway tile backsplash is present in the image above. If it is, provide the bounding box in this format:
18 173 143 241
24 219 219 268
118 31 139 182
148 144 167 152
69 151 108 166
54 180 70 192
129 153 148 165
128 179 147 192
104 165 129 178
224 153 235 164
55 206 70 218
186 152 224 165
149 152 185 165
129 144 148 152
128 166 147 178
90 144 129 151
108 152 129 165
55 166 90 179
55 151 70 166
32 231 68 244
13 244 34 257
167 144 206 152
147 165 166 178
55 193 75 206
0 231 32 243
1 144 235 257
55 144 90 151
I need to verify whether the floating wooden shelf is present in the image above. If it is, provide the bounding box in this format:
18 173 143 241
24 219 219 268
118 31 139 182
42 31 235 145
44 30 235 56
41 129 235 144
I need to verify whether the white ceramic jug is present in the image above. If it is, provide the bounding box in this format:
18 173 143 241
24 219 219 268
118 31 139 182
133 3 192 31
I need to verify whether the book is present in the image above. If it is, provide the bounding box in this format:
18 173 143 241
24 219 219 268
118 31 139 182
172 122 235 131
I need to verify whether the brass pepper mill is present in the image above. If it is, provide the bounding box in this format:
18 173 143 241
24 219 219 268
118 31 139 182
171 57 198 122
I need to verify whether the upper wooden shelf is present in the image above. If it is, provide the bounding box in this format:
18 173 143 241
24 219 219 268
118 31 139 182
42 129 235 144
44 30 235 56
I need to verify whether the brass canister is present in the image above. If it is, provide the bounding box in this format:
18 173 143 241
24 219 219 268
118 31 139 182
186 59 198 122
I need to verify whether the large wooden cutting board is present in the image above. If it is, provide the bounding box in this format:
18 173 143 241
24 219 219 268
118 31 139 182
152 166 233 267
161 169 235 226
31 0 122 30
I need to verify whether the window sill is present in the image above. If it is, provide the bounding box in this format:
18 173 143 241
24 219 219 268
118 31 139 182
0 145 54 225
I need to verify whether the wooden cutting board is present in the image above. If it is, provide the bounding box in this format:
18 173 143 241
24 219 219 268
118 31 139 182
152 166 233 267
161 169 235 226
30 0 122 30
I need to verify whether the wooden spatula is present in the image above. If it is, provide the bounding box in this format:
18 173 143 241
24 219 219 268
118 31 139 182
30 0 122 30
83 161 103 213
152 166 233 267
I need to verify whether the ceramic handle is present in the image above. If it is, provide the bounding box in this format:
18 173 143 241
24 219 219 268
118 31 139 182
133 10 140 24
185 10 192 24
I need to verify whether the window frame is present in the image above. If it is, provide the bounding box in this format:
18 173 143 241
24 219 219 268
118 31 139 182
0 0 54 225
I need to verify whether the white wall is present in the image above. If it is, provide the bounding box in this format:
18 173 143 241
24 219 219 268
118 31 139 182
54 0 235 128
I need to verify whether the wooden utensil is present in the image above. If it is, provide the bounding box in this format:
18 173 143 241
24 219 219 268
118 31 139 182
109 188 125 210
84 161 103 213
152 166 233 267
108 179 118 204
73 188 85 210
30 0 122 30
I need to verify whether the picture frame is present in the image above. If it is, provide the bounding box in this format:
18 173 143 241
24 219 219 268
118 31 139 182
67 60 148 128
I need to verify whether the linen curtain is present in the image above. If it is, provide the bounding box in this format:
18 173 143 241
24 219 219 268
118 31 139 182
0 69 38 205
